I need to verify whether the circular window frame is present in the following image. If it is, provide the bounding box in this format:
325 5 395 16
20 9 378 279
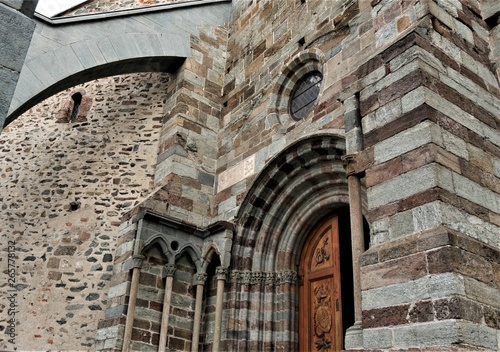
267 49 325 129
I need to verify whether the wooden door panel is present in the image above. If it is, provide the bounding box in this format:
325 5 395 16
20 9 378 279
299 216 342 351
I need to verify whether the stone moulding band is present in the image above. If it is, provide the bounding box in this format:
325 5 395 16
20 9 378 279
33 0 232 25
229 270 298 285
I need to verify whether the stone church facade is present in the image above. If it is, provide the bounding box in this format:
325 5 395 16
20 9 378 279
0 0 499 351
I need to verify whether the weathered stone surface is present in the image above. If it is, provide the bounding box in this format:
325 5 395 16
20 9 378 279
0 3 35 72
362 273 466 310
361 253 427 290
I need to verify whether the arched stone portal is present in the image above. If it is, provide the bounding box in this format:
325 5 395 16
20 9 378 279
227 134 356 351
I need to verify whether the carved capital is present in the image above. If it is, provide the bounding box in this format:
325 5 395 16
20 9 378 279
250 271 266 285
195 272 208 285
163 264 177 277
341 149 373 177
132 254 146 269
215 266 228 281
229 270 241 283
341 154 358 176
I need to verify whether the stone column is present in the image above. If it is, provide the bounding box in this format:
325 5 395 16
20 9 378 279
123 254 145 352
213 266 227 352
342 94 365 349
191 272 208 352
345 158 365 322
158 264 177 352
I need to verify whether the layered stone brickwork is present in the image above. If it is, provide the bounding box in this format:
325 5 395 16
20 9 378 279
216 0 499 350
0 71 170 351
149 24 228 224
217 0 367 220
360 228 500 350
349 0 500 349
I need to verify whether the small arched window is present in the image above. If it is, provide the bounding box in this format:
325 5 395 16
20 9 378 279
70 92 82 122
57 89 92 124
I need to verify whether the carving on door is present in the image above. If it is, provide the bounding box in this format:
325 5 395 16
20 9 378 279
314 285 332 350
315 238 330 266
299 215 343 351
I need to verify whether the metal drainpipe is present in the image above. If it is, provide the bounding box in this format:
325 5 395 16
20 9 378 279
212 266 228 352
342 94 366 326
123 219 145 352
191 272 208 352
158 264 177 352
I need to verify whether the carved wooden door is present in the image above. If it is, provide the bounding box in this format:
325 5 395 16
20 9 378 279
299 215 342 351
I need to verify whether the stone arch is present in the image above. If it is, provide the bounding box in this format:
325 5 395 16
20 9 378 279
266 48 326 128
201 242 221 272
229 134 354 350
175 243 203 272
234 133 348 272
6 52 185 126
141 233 176 263
5 0 232 127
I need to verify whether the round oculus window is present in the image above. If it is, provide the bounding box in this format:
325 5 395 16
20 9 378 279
289 71 323 120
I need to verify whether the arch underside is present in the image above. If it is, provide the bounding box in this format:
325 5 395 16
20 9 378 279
6 0 232 127
5 56 184 126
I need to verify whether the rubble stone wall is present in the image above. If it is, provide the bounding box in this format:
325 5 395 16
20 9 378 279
0 71 170 351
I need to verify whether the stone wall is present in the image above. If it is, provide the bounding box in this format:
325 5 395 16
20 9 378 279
214 0 500 350
0 71 170 351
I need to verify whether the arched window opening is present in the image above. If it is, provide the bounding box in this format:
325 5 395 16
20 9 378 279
70 92 82 122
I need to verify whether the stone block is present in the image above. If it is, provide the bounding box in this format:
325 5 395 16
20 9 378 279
388 208 414 239
464 277 500 309
108 282 130 299
401 86 427 114
393 320 459 348
442 129 468 160
362 327 393 349
457 320 499 350
368 164 444 210
0 3 35 72
412 202 442 233
361 252 427 290
96 326 120 341
362 272 465 310
440 203 500 249
453 172 499 214
374 120 443 164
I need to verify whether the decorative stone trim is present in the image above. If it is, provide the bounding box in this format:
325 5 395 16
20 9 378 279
215 266 228 281
162 263 177 277
267 48 326 128
195 272 208 285
230 270 298 285
131 254 146 269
